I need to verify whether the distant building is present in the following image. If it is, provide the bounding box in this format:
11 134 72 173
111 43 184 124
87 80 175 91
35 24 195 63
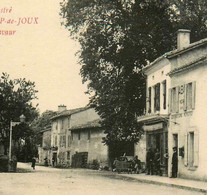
69 107 108 168
50 105 86 166
38 126 51 165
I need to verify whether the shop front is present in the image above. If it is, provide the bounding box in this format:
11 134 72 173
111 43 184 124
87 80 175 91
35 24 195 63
139 114 169 176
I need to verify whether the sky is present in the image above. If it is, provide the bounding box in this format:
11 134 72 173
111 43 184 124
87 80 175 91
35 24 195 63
0 0 89 113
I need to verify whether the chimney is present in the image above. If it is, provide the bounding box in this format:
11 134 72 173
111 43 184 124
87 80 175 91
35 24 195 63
177 29 191 50
58 105 67 112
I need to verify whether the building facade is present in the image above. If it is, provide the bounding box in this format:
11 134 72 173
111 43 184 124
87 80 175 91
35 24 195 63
167 30 207 180
50 105 85 166
139 29 207 180
69 107 109 168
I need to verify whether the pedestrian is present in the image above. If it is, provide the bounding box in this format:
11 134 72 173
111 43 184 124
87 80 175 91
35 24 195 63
133 155 141 174
171 147 178 178
31 157 36 170
44 157 48 167
146 147 154 175
112 157 119 172
154 148 161 176
52 156 55 167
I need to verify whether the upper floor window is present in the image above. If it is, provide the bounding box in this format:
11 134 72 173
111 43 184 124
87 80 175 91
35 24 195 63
148 87 151 113
162 80 166 110
154 83 160 112
88 130 91 140
61 119 64 129
170 81 196 113
78 131 81 140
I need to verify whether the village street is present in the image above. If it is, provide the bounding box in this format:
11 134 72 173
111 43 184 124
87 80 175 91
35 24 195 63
0 163 205 195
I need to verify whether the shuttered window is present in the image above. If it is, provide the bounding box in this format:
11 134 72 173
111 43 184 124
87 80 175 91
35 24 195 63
154 83 160 112
185 131 199 167
148 87 151 113
184 81 196 111
163 80 167 110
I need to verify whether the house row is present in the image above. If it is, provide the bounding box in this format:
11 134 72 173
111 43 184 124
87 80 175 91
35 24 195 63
38 104 145 169
138 29 207 181
38 106 109 168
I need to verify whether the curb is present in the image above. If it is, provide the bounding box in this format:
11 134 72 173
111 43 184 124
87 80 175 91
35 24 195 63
119 174 207 193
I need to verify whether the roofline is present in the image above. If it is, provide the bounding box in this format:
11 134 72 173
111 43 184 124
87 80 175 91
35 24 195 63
51 106 89 120
143 37 207 73
168 54 207 76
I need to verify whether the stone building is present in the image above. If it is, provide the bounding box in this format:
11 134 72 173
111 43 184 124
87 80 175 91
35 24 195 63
50 105 86 166
69 107 108 168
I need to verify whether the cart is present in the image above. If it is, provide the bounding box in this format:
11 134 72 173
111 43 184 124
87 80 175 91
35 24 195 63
115 156 134 173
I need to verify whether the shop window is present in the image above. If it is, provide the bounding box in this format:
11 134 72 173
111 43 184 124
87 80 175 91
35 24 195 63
55 135 57 146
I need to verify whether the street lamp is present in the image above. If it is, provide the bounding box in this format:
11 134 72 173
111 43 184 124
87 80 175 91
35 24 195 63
8 114 26 171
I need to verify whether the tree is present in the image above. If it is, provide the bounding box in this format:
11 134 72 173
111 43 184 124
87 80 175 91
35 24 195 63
170 0 207 42
0 73 38 155
60 0 175 146
30 110 57 147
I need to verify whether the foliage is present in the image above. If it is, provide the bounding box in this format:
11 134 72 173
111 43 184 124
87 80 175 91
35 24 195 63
60 0 175 145
30 110 57 146
0 72 38 154
170 0 207 42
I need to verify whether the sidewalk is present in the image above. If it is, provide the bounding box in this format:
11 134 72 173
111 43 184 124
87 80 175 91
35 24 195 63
119 173 207 193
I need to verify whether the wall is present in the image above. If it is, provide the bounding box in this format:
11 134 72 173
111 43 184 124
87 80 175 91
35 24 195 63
134 133 146 163
169 47 207 181
70 128 108 167
145 58 171 115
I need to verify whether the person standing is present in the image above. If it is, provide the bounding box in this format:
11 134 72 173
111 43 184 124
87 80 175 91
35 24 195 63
171 147 178 178
31 157 36 170
146 148 154 175
154 148 161 176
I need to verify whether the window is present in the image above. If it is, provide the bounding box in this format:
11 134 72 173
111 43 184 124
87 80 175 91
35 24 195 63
78 131 81 140
68 135 71 147
185 131 199 167
55 135 57 146
88 130 91 140
186 82 192 110
148 87 151 113
154 83 160 112
171 87 176 112
188 132 194 166
61 119 64 129
62 135 66 147
67 151 70 160
162 80 166 110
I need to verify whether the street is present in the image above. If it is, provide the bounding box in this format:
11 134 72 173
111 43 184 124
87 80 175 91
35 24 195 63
0 163 205 195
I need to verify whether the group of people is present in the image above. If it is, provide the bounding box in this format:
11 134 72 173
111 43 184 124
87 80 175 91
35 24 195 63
146 147 178 178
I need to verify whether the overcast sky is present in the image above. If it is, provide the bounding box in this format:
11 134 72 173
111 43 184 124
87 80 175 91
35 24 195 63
0 0 89 113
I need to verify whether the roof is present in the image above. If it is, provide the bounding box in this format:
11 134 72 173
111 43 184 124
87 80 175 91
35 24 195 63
70 119 101 131
168 54 207 76
143 37 207 72
40 125 51 133
51 107 88 120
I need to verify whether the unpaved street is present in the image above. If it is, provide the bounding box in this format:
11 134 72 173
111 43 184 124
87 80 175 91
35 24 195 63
0 163 204 195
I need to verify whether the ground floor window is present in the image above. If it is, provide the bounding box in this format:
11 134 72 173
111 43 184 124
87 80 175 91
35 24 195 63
185 131 199 167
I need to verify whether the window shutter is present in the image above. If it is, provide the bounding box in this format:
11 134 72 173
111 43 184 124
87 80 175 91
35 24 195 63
157 83 160 111
176 86 179 113
184 84 187 111
192 81 196 110
168 88 171 113
193 131 199 167
184 133 188 166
